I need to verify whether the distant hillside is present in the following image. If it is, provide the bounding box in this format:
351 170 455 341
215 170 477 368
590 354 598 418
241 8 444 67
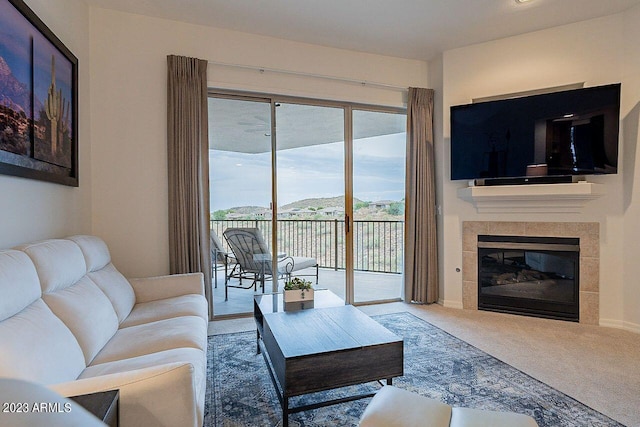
222 196 391 213
281 196 364 210
226 205 267 214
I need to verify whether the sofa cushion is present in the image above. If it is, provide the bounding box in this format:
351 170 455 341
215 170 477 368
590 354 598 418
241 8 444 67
0 299 86 384
43 276 119 365
120 294 208 328
68 235 111 272
0 250 41 322
19 239 120 365
359 386 452 427
282 256 317 272
19 239 87 293
69 235 136 323
88 263 136 323
91 316 208 365
81 347 205 386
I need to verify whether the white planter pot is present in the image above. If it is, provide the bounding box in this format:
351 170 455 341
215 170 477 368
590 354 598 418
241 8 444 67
283 288 314 303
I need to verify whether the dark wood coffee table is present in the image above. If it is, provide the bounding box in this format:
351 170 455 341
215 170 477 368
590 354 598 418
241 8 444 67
254 292 403 427
254 289 345 353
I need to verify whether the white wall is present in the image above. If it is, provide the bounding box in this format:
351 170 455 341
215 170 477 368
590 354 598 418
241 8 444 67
0 0 91 250
622 4 640 331
438 13 639 329
428 54 446 302
89 8 429 278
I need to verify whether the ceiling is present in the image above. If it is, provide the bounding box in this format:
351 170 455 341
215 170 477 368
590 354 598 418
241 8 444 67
83 0 640 61
208 97 406 153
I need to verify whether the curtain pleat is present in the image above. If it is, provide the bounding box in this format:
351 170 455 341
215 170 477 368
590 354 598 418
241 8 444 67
404 87 438 304
167 55 212 318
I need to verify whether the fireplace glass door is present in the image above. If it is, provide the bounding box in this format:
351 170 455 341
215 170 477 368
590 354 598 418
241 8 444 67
478 235 579 321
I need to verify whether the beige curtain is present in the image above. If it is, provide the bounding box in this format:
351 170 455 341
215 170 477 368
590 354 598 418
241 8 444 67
404 87 438 304
167 55 212 317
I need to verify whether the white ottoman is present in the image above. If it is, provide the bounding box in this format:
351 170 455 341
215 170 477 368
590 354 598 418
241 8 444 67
359 386 538 427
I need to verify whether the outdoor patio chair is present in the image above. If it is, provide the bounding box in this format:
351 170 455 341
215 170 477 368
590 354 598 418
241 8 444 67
210 230 237 289
222 227 318 301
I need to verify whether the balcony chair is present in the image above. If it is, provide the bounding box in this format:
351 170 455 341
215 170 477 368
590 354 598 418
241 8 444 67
222 227 318 301
210 230 237 289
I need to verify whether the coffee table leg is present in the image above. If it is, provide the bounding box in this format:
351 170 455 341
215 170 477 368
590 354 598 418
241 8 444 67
283 395 289 427
256 330 261 354
386 378 393 385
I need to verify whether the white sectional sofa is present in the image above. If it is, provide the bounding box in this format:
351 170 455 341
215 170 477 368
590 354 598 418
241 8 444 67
0 235 208 427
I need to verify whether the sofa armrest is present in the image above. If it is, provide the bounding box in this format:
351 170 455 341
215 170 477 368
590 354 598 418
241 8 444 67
128 272 204 303
50 363 202 427
0 378 108 427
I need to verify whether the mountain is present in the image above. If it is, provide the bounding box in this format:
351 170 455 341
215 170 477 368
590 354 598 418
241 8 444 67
226 205 268 214
0 56 31 115
0 56 36 115
281 196 364 210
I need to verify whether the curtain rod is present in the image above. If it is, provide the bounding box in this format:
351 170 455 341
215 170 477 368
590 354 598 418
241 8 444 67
207 60 408 92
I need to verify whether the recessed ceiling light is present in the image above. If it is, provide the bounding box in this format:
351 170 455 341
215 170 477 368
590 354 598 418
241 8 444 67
515 0 533 3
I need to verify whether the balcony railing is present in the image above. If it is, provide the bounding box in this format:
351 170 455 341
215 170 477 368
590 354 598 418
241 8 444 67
210 219 403 274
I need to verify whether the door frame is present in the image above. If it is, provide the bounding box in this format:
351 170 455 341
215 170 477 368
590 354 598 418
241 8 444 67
209 88 406 306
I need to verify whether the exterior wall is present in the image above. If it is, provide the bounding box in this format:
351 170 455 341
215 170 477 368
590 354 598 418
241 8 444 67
0 0 91 249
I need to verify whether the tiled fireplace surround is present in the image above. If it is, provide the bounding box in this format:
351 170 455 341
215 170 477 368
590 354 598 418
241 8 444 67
462 221 600 324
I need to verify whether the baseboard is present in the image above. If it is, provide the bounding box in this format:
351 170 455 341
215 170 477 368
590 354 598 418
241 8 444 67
438 299 464 309
599 318 640 334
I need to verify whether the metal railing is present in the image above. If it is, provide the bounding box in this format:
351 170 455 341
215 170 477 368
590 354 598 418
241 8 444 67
210 219 403 274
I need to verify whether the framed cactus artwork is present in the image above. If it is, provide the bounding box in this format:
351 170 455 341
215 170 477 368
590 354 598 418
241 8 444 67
0 0 78 186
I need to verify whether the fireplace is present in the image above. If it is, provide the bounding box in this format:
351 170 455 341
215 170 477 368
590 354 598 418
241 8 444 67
478 235 580 321
462 221 599 324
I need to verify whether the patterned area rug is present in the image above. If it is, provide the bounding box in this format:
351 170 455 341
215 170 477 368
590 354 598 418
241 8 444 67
204 312 623 427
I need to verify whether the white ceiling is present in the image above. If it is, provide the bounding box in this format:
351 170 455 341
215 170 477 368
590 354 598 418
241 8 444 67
83 0 640 61
208 96 406 153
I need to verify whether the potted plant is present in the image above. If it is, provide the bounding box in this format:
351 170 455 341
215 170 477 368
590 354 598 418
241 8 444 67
283 277 314 302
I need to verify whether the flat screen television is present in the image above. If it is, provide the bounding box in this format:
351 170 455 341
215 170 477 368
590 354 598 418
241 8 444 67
450 83 621 183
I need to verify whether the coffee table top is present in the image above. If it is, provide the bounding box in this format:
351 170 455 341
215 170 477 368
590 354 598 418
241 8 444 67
263 305 402 359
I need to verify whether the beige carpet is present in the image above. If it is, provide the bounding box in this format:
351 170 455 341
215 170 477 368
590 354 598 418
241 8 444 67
209 302 640 427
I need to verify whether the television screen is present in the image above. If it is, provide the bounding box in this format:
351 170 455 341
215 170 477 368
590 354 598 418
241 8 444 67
450 83 621 181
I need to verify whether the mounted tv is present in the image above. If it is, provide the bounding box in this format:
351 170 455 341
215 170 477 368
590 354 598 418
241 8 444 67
450 83 621 184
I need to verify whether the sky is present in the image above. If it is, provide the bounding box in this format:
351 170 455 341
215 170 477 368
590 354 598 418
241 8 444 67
1 1 32 98
1 0 73 126
209 132 406 211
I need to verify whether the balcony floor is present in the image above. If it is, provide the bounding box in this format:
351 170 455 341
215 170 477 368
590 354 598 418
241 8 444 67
211 267 402 317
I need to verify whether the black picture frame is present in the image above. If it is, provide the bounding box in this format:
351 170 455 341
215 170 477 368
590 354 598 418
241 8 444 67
0 0 78 186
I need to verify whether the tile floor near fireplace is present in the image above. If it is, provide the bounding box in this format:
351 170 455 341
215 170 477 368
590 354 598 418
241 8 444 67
463 221 600 324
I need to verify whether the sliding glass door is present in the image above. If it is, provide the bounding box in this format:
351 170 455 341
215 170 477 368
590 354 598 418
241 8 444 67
209 92 405 316
275 103 346 299
208 96 274 316
352 110 406 303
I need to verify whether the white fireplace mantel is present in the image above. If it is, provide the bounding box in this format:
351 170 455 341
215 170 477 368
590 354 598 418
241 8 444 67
457 182 604 213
